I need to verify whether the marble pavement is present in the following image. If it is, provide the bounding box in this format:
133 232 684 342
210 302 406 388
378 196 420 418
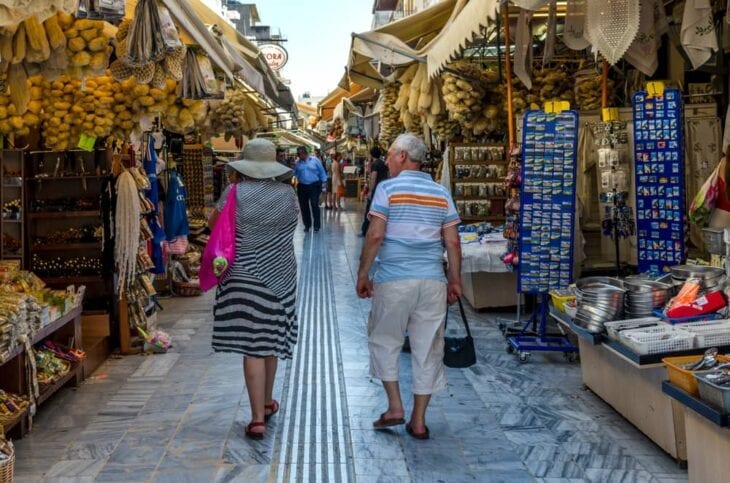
12 208 689 482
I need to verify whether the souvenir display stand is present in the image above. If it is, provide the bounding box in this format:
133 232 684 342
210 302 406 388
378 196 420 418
450 143 508 223
508 108 579 361
632 87 686 273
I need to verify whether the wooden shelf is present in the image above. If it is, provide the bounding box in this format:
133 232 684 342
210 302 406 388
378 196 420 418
29 210 99 219
32 242 101 251
454 178 506 183
453 160 507 165
37 362 81 405
27 176 107 181
42 276 104 285
461 215 506 221
1 407 28 434
455 196 508 201
1 219 22 223
0 306 81 366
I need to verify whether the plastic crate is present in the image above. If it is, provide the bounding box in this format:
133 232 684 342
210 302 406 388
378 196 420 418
703 227 724 254
679 320 730 348
550 290 575 313
604 318 663 342
663 354 730 396
696 373 730 413
619 326 695 355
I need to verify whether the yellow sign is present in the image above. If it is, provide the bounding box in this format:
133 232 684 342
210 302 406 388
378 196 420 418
601 108 619 122
78 134 96 152
646 81 665 98
543 101 570 114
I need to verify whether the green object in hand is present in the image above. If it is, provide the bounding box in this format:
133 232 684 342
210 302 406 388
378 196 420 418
213 257 229 277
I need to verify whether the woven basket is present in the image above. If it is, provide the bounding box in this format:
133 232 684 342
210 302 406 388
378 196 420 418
173 280 201 297
0 448 14 483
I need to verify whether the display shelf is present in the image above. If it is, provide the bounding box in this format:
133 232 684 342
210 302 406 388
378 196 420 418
663 381 728 426
37 362 81 406
41 276 104 285
2 219 21 223
31 242 101 251
450 142 508 223
1 149 25 265
27 176 107 181
1 407 29 434
603 338 730 367
28 211 99 219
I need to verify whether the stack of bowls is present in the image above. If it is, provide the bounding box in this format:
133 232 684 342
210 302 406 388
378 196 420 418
574 277 625 333
623 280 673 318
670 265 725 290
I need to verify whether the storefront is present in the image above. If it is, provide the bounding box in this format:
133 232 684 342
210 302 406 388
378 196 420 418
0 0 290 450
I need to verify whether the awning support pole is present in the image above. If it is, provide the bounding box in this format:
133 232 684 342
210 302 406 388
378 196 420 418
502 4 515 147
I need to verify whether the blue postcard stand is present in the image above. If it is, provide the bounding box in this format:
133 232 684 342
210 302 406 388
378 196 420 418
632 88 686 273
508 109 580 361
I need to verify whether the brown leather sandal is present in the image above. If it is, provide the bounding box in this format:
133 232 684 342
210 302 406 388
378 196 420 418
245 421 266 440
373 412 406 428
264 400 280 422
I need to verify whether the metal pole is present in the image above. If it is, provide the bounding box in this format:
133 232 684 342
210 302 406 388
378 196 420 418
601 60 609 108
502 3 516 147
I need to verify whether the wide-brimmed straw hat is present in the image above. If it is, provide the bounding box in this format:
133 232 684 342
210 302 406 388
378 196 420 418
227 138 292 179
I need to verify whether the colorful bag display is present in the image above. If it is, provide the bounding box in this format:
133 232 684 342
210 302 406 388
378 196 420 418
199 184 236 291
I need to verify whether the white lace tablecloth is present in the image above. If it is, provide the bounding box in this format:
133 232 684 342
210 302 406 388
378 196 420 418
458 234 510 274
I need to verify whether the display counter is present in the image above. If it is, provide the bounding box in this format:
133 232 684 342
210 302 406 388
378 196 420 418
663 382 729 481
459 237 519 310
551 308 688 463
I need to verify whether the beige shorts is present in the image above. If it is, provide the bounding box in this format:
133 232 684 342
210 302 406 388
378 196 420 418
368 279 447 395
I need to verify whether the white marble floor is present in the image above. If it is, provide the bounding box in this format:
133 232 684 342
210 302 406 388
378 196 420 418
12 207 689 482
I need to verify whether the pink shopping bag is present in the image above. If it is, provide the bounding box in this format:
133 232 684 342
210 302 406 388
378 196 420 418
200 184 237 291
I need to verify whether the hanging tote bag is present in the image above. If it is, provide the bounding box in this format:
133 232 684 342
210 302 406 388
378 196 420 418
199 184 237 291
443 297 477 368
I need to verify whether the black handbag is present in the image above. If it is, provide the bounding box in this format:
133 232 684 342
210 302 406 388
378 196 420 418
443 297 476 368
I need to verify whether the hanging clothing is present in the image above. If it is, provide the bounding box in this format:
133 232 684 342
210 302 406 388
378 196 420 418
213 181 299 358
681 0 718 70
164 169 190 242
144 138 166 273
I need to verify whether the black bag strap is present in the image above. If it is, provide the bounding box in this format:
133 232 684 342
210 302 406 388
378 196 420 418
444 296 473 338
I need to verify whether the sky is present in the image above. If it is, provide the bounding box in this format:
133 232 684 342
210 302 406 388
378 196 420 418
254 0 374 101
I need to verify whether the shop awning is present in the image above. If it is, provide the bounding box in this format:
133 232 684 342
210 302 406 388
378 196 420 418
424 0 501 78
346 0 459 89
318 83 366 121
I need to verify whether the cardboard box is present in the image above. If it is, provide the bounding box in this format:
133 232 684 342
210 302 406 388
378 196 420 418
81 313 110 338
461 271 520 310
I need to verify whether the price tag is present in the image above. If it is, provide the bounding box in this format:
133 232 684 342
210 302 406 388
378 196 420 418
646 81 665 98
543 101 571 114
601 107 619 122
78 133 96 152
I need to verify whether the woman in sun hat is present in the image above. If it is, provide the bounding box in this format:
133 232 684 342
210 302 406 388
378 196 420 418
208 138 298 440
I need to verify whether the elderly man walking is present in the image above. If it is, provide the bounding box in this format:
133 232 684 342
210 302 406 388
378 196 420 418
293 145 327 232
356 132 462 440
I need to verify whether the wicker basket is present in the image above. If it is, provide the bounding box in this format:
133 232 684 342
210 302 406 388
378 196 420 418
172 280 201 297
0 447 14 483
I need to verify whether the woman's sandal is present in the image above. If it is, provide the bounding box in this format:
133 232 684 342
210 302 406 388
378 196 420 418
265 400 280 422
245 421 266 440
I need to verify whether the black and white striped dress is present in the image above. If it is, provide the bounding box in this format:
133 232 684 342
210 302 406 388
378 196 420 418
212 180 298 359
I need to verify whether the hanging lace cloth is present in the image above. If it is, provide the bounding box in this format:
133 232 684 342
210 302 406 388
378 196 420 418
511 0 549 10
543 0 558 64
585 0 640 65
514 9 534 90
681 0 718 70
624 0 668 76
563 0 590 50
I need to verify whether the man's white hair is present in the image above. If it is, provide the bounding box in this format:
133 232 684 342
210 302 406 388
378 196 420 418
391 132 426 163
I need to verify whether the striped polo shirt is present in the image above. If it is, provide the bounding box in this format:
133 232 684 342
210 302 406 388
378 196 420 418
368 170 460 283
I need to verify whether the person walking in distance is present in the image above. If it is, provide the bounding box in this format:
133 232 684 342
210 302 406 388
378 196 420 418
293 145 327 232
361 146 388 236
208 139 299 440
331 151 345 210
356 133 462 440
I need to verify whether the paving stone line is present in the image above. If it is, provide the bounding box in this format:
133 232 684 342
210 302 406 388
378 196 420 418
271 236 355 482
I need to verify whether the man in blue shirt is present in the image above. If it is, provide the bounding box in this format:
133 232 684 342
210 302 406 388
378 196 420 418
293 145 327 232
